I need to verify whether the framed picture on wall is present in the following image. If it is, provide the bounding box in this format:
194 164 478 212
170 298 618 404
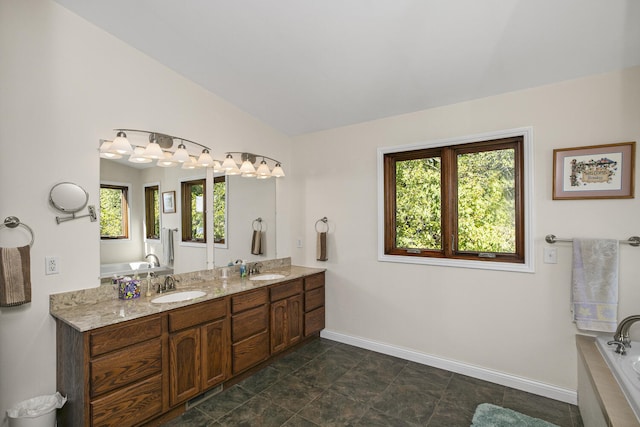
552 141 635 200
162 191 176 213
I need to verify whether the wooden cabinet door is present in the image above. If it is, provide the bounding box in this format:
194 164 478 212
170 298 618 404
287 295 303 347
270 299 287 354
169 328 201 406
201 318 229 390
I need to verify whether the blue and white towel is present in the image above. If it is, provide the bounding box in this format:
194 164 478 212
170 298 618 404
572 238 619 332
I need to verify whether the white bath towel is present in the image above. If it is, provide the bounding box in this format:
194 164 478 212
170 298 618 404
161 228 174 267
572 238 619 332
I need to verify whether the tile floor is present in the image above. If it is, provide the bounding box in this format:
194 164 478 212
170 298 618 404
162 338 583 426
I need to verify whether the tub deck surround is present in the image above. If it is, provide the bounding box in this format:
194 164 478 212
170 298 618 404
50 261 324 332
576 335 640 427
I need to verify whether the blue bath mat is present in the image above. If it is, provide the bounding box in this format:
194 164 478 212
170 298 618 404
471 403 560 427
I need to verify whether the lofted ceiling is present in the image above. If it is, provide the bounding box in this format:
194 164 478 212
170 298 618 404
54 0 640 136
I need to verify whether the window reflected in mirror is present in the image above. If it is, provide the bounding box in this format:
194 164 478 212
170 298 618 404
100 184 130 239
213 176 226 244
144 185 160 240
181 179 205 242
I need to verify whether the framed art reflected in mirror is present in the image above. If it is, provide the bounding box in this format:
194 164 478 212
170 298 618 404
162 191 176 213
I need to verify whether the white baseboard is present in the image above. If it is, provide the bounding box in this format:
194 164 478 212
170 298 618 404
320 329 577 405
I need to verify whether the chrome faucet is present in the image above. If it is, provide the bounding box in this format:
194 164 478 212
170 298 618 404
145 253 160 268
608 315 640 355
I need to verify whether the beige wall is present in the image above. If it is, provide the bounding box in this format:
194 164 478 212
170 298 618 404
291 66 640 398
0 0 291 421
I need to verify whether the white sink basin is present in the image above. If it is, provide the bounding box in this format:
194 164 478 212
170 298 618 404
249 273 286 281
151 290 206 304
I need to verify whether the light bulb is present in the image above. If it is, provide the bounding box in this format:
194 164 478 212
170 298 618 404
128 147 152 163
110 131 133 155
171 143 191 163
221 154 238 170
197 149 215 167
142 141 164 159
271 163 285 178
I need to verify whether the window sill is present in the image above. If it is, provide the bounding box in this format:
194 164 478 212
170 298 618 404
378 253 534 273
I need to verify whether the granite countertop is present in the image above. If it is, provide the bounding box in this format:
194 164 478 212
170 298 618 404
50 265 325 332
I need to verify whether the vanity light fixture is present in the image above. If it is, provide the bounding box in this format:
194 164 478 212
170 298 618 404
101 130 285 178
104 129 215 168
221 152 285 179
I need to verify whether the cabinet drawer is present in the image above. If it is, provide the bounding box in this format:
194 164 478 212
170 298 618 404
270 279 303 302
90 339 162 397
304 307 325 336
90 316 162 357
231 288 268 313
168 298 227 332
304 273 325 291
305 286 324 312
90 373 162 427
232 331 269 374
232 305 268 342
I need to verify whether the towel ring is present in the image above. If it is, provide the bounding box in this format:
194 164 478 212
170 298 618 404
253 218 263 232
1 216 35 247
315 217 329 233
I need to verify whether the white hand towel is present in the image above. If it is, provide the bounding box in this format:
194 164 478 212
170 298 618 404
572 238 619 332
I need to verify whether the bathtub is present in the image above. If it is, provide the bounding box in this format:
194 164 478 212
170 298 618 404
596 335 640 420
100 261 173 279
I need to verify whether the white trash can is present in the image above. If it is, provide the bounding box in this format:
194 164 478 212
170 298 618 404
6 392 66 427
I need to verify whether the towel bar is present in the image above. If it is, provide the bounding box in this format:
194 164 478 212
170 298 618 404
1 216 35 247
545 234 640 247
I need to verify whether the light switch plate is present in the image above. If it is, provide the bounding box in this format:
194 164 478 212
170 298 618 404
543 247 557 264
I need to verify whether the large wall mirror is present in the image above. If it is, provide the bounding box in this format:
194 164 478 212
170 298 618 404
99 157 277 276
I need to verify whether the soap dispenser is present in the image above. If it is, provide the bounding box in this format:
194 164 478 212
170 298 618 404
240 260 247 278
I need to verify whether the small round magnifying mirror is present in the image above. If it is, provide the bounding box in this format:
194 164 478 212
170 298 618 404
49 182 89 213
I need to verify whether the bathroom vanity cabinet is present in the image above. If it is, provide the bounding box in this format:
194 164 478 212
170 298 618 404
168 298 229 406
304 273 325 336
57 315 165 426
54 270 325 426
231 288 270 374
270 278 303 353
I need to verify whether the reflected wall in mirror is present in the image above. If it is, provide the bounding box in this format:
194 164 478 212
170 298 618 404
99 157 277 275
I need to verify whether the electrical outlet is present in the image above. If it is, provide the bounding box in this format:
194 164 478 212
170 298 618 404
45 256 59 275
296 238 303 248
543 247 557 264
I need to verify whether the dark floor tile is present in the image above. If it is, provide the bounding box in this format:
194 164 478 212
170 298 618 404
283 415 321 426
260 375 326 412
322 345 369 369
440 373 505 412
329 367 393 403
356 407 419 426
426 399 475 427
569 404 584 427
370 382 439 425
161 407 216 427
355 352 407 380
503 388 574 427
293 338 336 359
393 362 452 398
195 385 256 420
297 389 369 426
239 365 286 394
216 395 294 427
292 354 351 389
270 350 314 374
